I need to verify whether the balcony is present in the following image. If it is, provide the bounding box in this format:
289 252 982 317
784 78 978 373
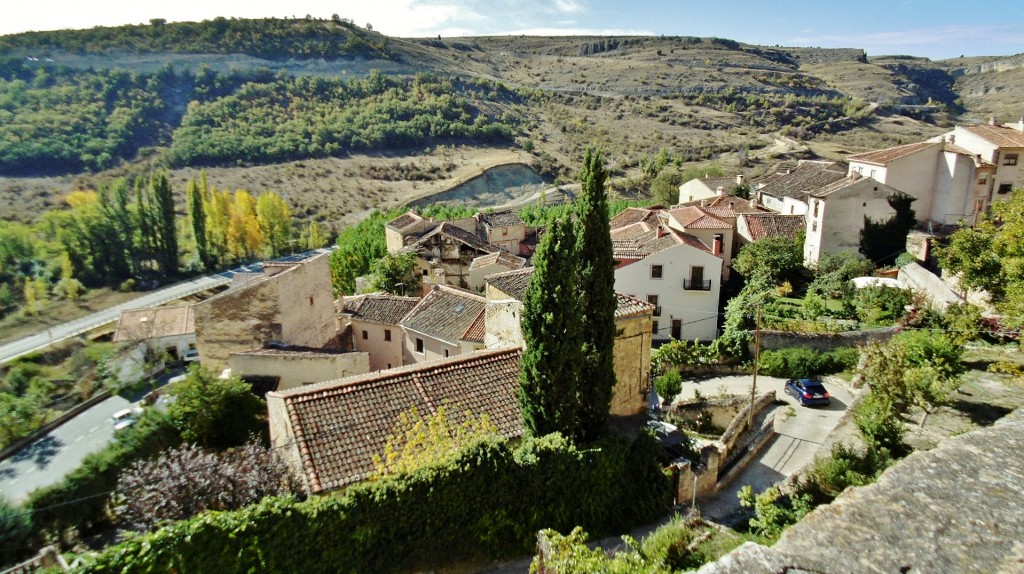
683 279 712 291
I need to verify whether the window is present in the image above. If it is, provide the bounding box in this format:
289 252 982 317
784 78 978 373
502 226 508 236
444 349 449 358
651 320 659 335
384 329 392 342
869 169 876 179
1004 154 1018 166
361 330 368 340
651 264 663 279
671 319 682 340
812 221 818 232
647 294 660 316
812 200 818 218
415 338 424 354
999 184 1013 195
684 266 709 290
422 269 429 276
309 296 314 306
978 173 989 185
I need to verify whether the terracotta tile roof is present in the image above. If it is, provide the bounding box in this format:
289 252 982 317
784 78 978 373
469 251 527 271
615 293 656 319
961 124 1024 148
408 222 499 254
847 141 937 166
612 232 681 260
609 207 660 229
741 213 806 241
755 161 847 198
610 221 655 240
477 210 525 227
386 211 424 230
400 285 488 344
484 267 534 301
486 266 669 316
269 347 524 492
343 293 421 326
462 310 487 343
113 305 195 342
666 206 730 229
705 195 767 215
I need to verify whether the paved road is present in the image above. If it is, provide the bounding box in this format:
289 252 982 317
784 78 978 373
676 375 857 521
0 248 334 365
0 395 132 503
0 274 232 365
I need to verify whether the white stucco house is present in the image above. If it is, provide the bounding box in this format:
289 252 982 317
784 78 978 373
754 161 848 216
930 118 1024 208
847 140 993 226
802 175 904 265
678 174 747 204
340 293 421 371
612 225 723 342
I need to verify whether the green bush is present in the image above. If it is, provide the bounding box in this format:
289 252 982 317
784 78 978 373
1 497 32 567
653 371 683 403
797 443 891 505
78 433 672 574
758 346 858 379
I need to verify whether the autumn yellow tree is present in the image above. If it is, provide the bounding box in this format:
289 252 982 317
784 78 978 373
227 190 262 260
256 192 293 257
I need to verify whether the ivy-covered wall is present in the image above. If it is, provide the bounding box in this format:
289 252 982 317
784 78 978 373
77 432 671 574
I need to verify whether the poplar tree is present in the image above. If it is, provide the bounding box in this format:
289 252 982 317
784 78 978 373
518 217 584 439
188 174 213 270
151 171 179 274
574 147 617 442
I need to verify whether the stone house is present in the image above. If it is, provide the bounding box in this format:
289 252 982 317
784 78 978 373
475 209 528 255
267 347 524 494
402 222 500 290
192 253 337 371
847 140 993 226
803 175 904 265
399 284 487 364
482 267 655 417
339 293 421 371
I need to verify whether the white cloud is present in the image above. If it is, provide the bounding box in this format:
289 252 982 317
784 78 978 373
787 23 1024 55
550 0 584 14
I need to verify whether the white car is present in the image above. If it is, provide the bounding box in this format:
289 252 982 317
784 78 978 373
110 408 137 430
182 348 200 363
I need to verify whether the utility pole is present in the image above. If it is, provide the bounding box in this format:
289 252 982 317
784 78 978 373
748 306 762 429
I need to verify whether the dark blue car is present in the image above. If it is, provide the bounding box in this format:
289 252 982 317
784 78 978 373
785 379 831 407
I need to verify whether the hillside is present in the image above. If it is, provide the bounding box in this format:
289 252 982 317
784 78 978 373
1 17 1022 232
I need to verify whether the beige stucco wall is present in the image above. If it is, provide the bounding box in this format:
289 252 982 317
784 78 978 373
484 223 526 255
678 180 718 204
401 328 460 364
804 180 896 264
484 300 524 349
610 313 653 416
230 351 370 392
351 320 405 371
193 254 336 371
266 394 308 491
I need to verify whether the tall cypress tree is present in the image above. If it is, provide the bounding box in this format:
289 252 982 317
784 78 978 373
151 171 179 274
574 147 617 442
518 217 584 439
187 176 212 270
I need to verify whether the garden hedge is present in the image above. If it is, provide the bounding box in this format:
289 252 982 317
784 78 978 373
77 432 672 573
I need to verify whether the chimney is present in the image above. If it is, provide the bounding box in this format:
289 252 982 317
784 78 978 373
949 134 955 145
749 197 757 209
700 199 707 207
1018 116 1024 132
989 116 997 126
715 186 724 197
657 225 665 239
736 174 745 186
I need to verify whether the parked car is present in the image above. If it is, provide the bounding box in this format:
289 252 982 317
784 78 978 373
182 348 200 363
784 379 831 407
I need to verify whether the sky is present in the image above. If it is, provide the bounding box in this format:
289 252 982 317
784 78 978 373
2 0 1023 60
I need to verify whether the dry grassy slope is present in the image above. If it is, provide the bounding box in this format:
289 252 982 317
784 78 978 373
2 34 1022 233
